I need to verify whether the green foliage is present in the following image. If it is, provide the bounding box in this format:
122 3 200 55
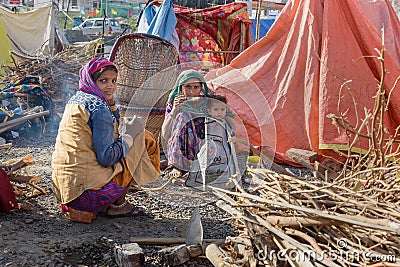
119 17 138 31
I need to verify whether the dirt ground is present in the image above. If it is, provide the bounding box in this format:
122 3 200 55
0 118 237 267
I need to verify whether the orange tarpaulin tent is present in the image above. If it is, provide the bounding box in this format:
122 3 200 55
207 0 400 164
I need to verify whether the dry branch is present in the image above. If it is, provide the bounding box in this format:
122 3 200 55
0 40 100 107
1 154 46 198
0 143 12 150
0 110 50 134
214 35 400 266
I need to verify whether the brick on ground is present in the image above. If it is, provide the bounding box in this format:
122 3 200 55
158 244 190 266
286 148 318 164
114 243 144 267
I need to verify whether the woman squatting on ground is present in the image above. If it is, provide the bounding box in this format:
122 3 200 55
51 57 160 223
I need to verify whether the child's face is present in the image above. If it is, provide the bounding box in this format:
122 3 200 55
208 101 227 119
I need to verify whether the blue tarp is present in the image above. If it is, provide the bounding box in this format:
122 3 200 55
72 17 84 27
136 0 177 45
250 18 276 42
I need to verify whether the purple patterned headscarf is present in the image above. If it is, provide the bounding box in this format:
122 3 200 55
79 57 117 104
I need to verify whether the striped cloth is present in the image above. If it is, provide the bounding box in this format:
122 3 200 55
63 181 125 212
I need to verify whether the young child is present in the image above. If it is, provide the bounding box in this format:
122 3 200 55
186 95 237 190
208 95 228 119
205 95 235 142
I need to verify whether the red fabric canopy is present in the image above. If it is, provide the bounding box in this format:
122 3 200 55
207 0 400 164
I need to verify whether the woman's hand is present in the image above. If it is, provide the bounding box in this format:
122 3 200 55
172 95 187 110
108 97 116 106
120 115 145 141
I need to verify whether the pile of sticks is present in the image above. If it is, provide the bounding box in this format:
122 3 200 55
210 32 400 267
0 106 49 134
213 167 400 267
0 40 101 133
0 154 47 198
1 39 101 101
327 33 400 205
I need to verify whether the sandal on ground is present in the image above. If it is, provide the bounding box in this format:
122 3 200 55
69 207 97 223
162 166 188 186
106 201 146 218
129 185 143 193
160 159 169 171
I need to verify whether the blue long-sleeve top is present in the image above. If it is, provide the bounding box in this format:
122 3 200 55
69 91 129 167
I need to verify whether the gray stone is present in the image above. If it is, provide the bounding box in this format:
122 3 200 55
158 244 190 266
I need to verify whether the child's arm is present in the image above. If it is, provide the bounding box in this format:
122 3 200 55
161 112 174 140
224 115 236 133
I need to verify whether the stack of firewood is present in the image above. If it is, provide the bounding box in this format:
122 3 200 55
0 154 47 198
212 167 400 267
209 37 400 267
0 40 102 134
1 39 101 101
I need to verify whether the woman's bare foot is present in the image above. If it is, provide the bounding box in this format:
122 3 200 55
160 160 168 171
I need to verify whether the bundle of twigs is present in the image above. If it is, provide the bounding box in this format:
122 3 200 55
213 168 400 267
1 39 102 101
209 31 400 267
327 33 400 204
0 154 47 198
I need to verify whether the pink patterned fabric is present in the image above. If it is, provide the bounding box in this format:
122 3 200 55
175 3 253 66
167 111 205 171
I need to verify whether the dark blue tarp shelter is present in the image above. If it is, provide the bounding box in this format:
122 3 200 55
250 17 275 42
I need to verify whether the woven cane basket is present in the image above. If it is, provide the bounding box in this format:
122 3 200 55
109 33 179 142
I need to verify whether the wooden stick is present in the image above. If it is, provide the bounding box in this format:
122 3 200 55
368 263 400 267
129 237 224 245
215 188 400 234
205 243 232 267
8 175 41 183
245 211 341 267
1 154 34 174
230 137 293 176
218 199 341 228
284 228 327 260
27 182 47 196
255 0 263 42
259 214 344 228
22 106 44 115
0 110 50 134
0 143 12 150
290 155 325 179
